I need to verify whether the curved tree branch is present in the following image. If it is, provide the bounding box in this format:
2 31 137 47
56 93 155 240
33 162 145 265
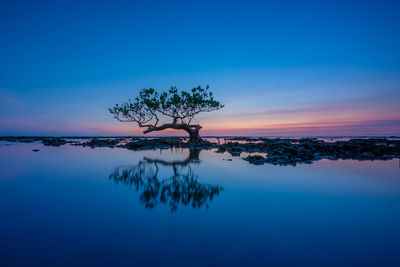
143 123 201 134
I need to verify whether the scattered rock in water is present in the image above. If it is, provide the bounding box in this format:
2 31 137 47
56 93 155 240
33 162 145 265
42 138 67 146
78 138 120 148
215 146 226 153
118 138 216 151
32 149 40 152
226 146 244 156
119 138 185 150
0 136 38 143
243 155 267 165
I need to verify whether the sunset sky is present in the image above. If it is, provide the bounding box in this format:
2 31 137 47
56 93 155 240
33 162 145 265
1 0 399 136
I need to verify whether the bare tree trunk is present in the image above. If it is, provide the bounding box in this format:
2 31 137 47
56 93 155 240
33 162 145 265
187 128 203 144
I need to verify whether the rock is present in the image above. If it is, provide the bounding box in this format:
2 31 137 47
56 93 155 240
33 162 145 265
79 139 120 148
32 149 40 152
244 155 268 165
117 138 186 150
361 152 375 158
215 146 226 153
42 138 67 146
226 145 244 156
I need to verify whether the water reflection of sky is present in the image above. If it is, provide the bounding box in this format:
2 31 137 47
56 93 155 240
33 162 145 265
0 143 399 266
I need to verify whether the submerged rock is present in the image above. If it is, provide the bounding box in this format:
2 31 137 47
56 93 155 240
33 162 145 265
118 138 217 151
227 146 244 156
0 136 39 143
119 138 185 150
42 138 67 146
244 155 268 165
79 139 120 148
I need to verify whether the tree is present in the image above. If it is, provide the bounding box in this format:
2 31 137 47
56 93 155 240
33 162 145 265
109 86 224 144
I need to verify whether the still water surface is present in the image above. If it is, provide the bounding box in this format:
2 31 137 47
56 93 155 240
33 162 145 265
0 142 399 266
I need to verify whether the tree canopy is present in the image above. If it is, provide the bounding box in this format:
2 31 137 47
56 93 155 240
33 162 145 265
109 86 224 143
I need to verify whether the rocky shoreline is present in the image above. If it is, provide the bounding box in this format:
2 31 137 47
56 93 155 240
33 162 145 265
1 136 399 166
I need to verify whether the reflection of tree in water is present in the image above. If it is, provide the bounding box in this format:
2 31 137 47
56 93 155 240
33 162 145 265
109 149 223 212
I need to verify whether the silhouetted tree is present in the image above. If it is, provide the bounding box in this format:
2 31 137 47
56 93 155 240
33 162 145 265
109 149 223 212
109 86 224 144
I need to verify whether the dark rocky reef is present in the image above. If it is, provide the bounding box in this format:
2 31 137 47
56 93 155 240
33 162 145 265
243 155 268 165
118 137 187 150
224 138 400 166
77 138 121 148
1 136 399 166
0 136 70 146
68 137 216 150
0 136 42 143
42 138 68 146
115 137 217 151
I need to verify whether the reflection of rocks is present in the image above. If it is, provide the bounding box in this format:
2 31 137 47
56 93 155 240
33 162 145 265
109 149 223 212
216 145 245 156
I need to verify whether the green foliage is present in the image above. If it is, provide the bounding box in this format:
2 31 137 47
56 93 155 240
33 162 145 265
109 85 224 127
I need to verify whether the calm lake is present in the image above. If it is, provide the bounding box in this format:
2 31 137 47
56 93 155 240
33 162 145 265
1 141 399 266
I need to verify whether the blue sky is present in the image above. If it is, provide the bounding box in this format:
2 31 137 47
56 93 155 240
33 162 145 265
1 0 399 136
